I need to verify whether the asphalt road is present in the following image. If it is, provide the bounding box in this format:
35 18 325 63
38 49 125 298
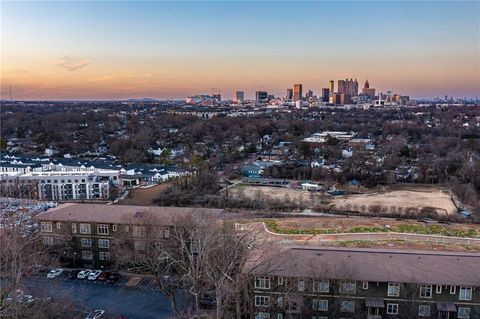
22 276 180 319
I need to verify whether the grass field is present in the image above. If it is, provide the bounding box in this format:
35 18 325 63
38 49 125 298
260 217 479 238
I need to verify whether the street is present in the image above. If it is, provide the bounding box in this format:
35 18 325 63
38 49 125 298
21 276 182 319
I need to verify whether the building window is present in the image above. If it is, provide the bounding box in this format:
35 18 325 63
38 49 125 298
134 241 145 251
71 223 77 233
98 239 109 248
99 252 110 261
40 222 53 233
124 225 130 232
81 238 92 247
43 236 54 245
164 227 170 238
82 251 93 260
436 285 442 294
132 226 145 237
387 303 399 315
362 281 368 290
340 281 356 294
255 276 271 289
450 286 456 294
313 280 329 293
112 224 117 232
277 314 284 319
418 305 430 317
190 241 199 254
340 301 355 313
298 279 305 292
276 296 283 306
458 307 470 318
459 286 472 301
419 284 432 298
312 299 328 311
387 283 400 297
56 222 61 229
79 223 91 234
97 224 109 235
254 295 270 307
278 277 284 285
255 313 270 319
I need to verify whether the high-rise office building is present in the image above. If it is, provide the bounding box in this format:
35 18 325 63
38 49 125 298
337 80 346 94
255 91 268 102
321 88 330 102
329 80 335 93
235 91 245 102
345 78 359 96
332 93 352 105
306 90 313 99
362 79 376 98
286 89 293 102
293 84 303 102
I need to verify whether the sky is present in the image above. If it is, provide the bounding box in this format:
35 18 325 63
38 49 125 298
1 1 479 100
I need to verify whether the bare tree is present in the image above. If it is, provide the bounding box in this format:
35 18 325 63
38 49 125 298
0 208 54 318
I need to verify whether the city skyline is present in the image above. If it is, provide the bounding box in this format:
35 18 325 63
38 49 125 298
1 1 479 100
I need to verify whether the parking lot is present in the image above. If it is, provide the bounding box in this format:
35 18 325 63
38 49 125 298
21 271 188 319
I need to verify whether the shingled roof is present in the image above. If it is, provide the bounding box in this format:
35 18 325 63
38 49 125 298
249 246 480 286
35 203 224 226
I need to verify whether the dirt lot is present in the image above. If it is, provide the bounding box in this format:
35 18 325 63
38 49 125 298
229 184 323 205
230 184 458 216
116 182 173 206
330 186 457 215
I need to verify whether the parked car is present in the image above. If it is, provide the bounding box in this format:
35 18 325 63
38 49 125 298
5 290 34 305
88 270 102 281
67 270 81 279
46 268 63 279
106 272 121 283
17 293 34 305
77 269 92 279
199 291 216 309
85 309 105 319
97 271 111 282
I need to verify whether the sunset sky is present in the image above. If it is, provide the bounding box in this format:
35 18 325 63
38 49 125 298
1 1 479 100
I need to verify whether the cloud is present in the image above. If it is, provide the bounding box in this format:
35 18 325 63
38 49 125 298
55 56 90 71
88 75 116 82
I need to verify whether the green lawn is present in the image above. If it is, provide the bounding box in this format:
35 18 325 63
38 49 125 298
261 219 478 238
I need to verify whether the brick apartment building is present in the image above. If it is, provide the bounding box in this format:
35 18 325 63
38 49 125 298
36 203 223 268
250 246 480 319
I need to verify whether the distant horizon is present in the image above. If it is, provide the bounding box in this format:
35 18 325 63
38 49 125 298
2 1 479 100
2 92 480 102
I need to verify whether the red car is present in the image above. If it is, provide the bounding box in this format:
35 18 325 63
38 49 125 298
96 271 111 282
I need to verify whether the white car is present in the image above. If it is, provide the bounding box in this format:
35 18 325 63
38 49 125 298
87 270 102 281
5 290 34 304
46 268 63 279
85 309 105 319
77 269 92 279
